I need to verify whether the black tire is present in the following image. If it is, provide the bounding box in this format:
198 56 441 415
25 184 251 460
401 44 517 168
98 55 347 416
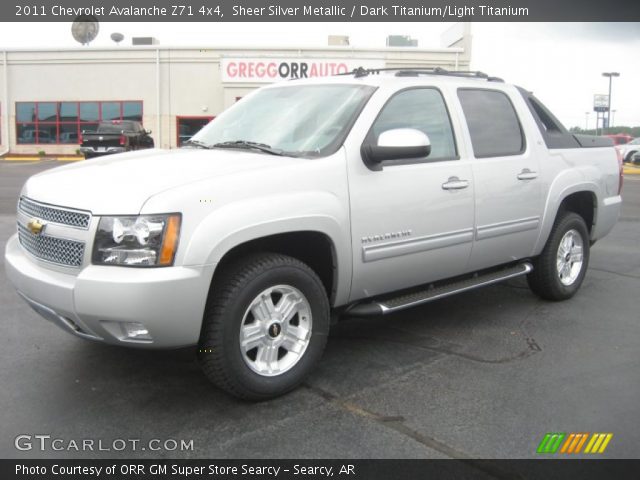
198 253 330 400
527 211 590 301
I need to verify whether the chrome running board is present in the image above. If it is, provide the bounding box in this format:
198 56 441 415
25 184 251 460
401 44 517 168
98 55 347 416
347 263 533 316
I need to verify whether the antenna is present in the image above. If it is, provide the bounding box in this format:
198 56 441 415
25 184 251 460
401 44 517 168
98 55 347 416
71 15 100 46
110 32 125 45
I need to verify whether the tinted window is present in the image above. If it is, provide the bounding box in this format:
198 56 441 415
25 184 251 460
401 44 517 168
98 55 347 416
101 102 120 121
123 102 142 121
59 124 79 144
80 102 99 122
458 89 524 158
177 117 213 146
59 102 78 123
16 103 36 123
371 88 457 161
37 102 57 122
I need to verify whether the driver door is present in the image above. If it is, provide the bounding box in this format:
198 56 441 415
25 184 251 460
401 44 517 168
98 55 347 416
348 87 475 301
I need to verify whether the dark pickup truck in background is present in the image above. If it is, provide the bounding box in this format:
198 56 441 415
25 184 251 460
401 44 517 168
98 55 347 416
79 120 154 159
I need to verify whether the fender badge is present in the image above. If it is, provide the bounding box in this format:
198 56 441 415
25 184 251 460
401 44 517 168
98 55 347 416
27 218 46 235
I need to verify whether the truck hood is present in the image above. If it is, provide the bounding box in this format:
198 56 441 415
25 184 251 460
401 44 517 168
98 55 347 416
22 148 300 214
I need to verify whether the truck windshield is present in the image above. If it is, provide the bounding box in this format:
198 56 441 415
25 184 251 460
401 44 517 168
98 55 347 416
188 84 375 158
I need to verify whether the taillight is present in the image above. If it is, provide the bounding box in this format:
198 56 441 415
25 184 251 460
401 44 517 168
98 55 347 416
119 135 126 146
616 147 624 194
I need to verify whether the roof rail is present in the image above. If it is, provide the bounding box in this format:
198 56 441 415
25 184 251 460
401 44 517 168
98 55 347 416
339 66 504 83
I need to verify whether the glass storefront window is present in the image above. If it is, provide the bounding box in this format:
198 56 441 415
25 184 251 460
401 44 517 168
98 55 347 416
15 101 143 144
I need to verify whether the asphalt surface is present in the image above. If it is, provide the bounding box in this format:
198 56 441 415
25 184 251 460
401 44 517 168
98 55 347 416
1 160 639 460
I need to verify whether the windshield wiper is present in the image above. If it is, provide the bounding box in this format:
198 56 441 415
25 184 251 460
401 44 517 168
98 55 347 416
183 139 213 149
211 140 285 156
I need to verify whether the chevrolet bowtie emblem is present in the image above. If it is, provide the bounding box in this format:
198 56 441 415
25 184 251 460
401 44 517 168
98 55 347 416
27 218 45 235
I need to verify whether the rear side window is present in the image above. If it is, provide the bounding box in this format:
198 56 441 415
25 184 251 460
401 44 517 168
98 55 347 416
458 89 525 158
370 88 457 161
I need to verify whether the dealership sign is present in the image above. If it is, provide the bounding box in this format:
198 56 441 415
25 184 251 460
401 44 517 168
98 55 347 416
222 57 384 83
593 94 609 112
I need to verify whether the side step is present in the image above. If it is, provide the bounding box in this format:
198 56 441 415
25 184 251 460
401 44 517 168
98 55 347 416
347 262 533 316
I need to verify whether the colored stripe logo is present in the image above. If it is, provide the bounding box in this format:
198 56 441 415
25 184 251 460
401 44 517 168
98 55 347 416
537 433 613 454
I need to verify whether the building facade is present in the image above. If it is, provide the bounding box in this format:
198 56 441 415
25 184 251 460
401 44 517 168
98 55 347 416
0 29 471 156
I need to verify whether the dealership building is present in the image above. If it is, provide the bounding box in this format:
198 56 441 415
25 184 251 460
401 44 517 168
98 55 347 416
0 25 471 156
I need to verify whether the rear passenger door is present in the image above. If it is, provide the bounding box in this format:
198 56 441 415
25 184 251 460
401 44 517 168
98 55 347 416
457 88 542 271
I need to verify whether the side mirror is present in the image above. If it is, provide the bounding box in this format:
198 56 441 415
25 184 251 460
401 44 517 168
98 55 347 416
361 128 431 170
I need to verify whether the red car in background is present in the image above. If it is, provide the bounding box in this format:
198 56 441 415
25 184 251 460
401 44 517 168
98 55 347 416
606 133 634 145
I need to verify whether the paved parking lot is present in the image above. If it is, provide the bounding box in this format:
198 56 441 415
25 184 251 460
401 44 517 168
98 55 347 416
1 160 639 459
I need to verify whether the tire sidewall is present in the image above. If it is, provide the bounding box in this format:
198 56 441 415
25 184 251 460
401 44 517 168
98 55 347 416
217 263 329 398
546 213 590 297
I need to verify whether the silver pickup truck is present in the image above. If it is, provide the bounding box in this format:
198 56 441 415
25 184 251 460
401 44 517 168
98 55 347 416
5 68 623 399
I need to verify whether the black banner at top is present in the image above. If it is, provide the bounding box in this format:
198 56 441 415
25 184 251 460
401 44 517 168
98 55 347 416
4 0 640 22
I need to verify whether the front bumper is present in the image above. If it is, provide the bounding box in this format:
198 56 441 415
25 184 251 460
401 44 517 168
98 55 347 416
5 234 215 348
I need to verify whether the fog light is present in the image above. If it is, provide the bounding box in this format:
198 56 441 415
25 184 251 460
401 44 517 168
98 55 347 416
122 322 152 340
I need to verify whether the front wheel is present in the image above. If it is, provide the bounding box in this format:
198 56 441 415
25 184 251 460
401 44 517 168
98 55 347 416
198 253 330 400
527 212 590 301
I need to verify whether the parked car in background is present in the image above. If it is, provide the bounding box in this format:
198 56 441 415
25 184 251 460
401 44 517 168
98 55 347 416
605 133 633 146
18 129 53 144
79 120 154 159
617 137 640 162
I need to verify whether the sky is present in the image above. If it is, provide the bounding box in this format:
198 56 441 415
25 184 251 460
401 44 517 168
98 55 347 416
0 21 639 128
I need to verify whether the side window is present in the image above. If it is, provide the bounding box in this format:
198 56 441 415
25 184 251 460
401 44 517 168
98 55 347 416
370 88 457 161
457 89 524 158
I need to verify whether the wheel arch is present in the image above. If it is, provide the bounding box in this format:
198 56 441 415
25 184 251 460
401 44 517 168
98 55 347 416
211 230 340 305
534 182 599 255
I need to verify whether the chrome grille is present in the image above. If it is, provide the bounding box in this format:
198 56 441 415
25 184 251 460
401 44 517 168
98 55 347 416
18 197 90 229
17 223 85 267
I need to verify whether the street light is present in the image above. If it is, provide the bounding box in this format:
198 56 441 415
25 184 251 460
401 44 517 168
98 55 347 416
602 72 620 132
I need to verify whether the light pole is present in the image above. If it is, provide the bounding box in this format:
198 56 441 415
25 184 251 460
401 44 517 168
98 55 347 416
602 72 620 132
585 112 590 131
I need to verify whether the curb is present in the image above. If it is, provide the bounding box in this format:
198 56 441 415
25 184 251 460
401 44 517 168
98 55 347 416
623 165 640 175
2 156 84 162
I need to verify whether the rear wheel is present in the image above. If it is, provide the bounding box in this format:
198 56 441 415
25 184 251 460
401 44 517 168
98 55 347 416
527 212 590 301
198 253 329 400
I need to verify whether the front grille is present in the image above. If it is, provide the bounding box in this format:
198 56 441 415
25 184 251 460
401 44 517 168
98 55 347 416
18 197 90 229
17 223 85 267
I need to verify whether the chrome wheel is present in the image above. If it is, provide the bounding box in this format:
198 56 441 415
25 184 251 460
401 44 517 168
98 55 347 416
239 285 312 377
556 229 584 286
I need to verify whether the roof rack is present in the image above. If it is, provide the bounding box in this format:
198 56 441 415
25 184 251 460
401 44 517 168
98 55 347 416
339 66 504 83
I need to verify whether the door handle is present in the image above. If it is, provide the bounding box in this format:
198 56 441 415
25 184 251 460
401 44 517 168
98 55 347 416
442 176 469 190
517 168 538 180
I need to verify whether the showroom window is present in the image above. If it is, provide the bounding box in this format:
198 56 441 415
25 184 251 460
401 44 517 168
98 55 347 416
16 101 143 144
177 116 214 147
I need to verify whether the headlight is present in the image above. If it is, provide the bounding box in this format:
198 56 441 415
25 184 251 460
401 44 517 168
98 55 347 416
92 214 181 267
